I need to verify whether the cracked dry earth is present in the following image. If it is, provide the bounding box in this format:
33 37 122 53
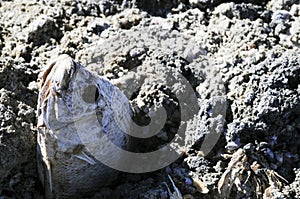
0 0 300 198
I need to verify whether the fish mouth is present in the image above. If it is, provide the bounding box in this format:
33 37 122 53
39 54 77 102
38 55 78 128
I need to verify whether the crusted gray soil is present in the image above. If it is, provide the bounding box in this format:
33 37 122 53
0 0 299 198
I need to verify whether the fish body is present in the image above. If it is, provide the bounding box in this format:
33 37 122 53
37 54 132 198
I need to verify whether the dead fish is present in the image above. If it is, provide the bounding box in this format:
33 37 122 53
37 54 132 198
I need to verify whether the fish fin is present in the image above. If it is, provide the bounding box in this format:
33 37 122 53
74 151 96 165
44 159 53 193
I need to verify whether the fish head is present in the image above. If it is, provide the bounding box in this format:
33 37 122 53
38 54 104 131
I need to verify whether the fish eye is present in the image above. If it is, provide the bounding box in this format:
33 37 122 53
81 85 100 104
